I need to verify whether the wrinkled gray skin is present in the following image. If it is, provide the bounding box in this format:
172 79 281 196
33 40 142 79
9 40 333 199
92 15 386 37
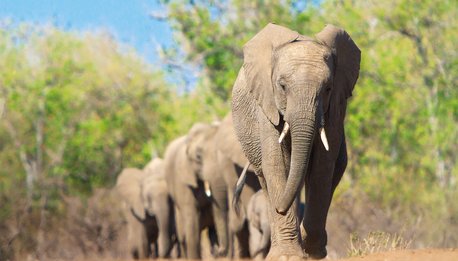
163 124 220 259
200 113 261 258
115 159 175 259
247 190 271 260
232 24 361 260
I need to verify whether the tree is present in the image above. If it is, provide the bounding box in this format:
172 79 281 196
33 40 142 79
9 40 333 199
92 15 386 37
0 23 174 208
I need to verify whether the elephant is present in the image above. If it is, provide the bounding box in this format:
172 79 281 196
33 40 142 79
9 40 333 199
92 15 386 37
247 190 271 260
115 158 176 259
199 113 261 258
142 158 177 258
231 23 361 260
163 124 221 259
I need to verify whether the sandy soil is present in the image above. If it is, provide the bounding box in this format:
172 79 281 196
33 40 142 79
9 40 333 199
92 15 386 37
81 248 457 261
338 248 458 261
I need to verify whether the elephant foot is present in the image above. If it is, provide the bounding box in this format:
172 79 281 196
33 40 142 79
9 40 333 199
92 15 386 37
212 245 228 258
303 229 328 259
266 245 306 261
304 246 327 260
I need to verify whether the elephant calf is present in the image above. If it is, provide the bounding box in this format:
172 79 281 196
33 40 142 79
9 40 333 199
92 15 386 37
247 190 271 260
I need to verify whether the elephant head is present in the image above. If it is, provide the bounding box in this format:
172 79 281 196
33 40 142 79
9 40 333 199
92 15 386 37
242 23 360 213
184 122 220 191
116 168 147 220
142 158 166 217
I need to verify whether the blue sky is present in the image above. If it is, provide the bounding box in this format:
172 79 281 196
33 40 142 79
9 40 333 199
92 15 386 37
0 0 174 64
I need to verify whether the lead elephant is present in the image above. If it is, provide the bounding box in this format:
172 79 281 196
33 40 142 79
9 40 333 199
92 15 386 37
232 23 361 260
115 158 176 259
163 124 220 259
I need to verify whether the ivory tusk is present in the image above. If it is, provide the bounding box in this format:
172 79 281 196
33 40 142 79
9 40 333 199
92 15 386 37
320 128 329 151
278 122 290 143
204 180 212 197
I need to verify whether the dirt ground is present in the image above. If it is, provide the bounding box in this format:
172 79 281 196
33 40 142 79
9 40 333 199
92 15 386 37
5 190 456 260
339 248 458 261
79 248 457 261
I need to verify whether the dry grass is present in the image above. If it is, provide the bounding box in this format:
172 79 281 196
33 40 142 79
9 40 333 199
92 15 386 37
347 231 411 257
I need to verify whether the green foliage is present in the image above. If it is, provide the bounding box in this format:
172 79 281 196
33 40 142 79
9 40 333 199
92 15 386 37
0 24 176 201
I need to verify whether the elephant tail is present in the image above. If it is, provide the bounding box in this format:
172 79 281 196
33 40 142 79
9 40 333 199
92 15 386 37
232 162 250 215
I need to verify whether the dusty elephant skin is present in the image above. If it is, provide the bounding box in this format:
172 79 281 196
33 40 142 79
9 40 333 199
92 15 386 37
163 124 221 259
115 158 176 259
231 23 361 260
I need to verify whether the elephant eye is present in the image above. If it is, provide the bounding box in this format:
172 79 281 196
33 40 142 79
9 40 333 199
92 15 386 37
196 148 203 162
278 78 287 92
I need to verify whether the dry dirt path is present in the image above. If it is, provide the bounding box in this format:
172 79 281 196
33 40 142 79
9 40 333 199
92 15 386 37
84 248 457 261
338 248 457 261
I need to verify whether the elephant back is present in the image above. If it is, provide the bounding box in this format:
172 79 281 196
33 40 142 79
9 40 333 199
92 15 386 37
144 157 165 179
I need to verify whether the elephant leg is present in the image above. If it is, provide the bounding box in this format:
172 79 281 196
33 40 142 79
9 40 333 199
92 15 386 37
157 212 172 258
227 182 251 259
227 187 248 258
174 206 186 257
234 223 250 258
226 185 235 257
303 136 346 259
249 223 263 260
258 112 303 260
210 175 229 257
183 205 201 259
332 136 347 195
126 213 148 259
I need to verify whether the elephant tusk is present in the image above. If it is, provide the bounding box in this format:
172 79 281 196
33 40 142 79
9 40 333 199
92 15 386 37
204 180 212 197
278 122 290 143
320 127 329 151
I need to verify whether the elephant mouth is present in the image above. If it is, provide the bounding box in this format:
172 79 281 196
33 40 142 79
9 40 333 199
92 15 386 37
278 115 329 151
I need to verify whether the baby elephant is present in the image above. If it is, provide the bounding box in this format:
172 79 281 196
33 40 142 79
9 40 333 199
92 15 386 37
247 191 271 259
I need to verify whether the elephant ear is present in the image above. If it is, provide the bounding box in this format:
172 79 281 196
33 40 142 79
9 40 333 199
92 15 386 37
116 168 146 220
315 25 361 107
243 23 300 126
179 135 199 188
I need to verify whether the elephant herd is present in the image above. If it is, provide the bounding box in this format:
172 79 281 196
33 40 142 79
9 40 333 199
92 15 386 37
116 23 360 260
116 114 267 259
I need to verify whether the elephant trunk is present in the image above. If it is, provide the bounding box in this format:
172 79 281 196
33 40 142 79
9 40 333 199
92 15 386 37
276 113 315 214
